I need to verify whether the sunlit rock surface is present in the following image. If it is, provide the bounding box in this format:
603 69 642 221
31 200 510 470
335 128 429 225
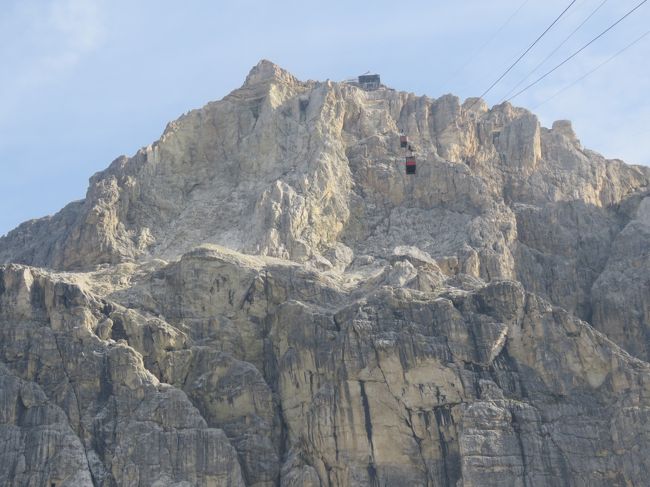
1 60 649 486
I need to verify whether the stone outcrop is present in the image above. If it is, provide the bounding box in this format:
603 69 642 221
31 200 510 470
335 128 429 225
0 60 649 486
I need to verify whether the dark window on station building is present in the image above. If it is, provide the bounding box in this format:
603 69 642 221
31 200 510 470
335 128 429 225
358 74 380 91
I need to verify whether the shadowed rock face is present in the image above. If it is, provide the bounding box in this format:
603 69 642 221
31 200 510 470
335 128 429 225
0 60 649 486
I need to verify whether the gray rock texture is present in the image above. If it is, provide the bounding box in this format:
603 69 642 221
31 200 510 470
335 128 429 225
0 60 649 486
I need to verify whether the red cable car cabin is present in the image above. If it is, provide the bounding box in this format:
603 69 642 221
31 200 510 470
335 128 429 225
405 156 416 174
400 135 408 148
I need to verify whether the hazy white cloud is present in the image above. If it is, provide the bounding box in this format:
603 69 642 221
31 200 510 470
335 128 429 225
47 0 106 69
54 0 104 71
51 0 105 47
0 0 106 123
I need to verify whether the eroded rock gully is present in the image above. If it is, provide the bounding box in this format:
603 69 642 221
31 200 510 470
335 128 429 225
0 60 649 486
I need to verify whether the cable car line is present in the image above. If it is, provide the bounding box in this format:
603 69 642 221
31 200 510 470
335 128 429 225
470 0 578 109
442 0 532 89
531 29 650 109
507 0 649 102
500 0 609 102
398 134 417 175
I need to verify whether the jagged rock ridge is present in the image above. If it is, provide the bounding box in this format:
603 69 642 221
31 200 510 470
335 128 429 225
0 60 649 486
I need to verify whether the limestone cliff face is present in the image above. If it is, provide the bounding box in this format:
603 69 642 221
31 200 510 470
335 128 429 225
1 60 649 486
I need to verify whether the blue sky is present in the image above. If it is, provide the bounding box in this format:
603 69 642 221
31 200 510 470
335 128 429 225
1 0 648 236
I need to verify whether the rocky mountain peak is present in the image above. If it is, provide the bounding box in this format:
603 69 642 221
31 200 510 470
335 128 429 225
243 59 300 87
1 60 650 486
551 119 579 145
0 61 648 307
